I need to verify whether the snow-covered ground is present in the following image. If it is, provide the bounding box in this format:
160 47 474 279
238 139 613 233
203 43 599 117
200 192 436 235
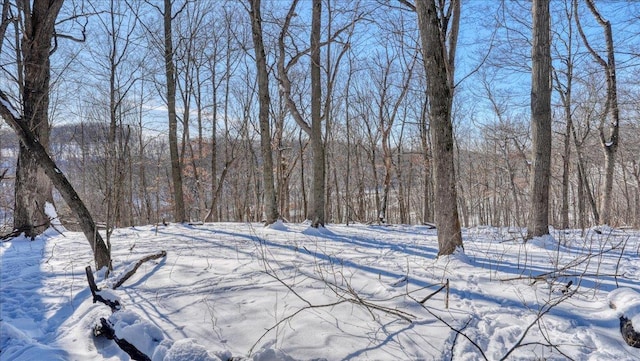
1 222 639 360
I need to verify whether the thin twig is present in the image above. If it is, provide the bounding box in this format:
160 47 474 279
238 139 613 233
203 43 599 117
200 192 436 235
410 294 489 361
499 289 577 361
419 283 446 304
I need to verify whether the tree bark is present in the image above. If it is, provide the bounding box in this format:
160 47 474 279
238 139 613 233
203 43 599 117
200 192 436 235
248 0 278 225
13 0 63 237
277 0 326 227
557 56 573 230
419 96 433 224
526 0 552 239
309 0 325 227
164 0 186 223
415 0 463 256
0 0 10 52
1 91 111 270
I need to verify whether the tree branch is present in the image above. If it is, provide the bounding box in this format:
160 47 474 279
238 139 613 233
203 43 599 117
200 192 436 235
112 250 167 289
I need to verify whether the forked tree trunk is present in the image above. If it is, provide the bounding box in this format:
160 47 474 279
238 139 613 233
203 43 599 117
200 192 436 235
575 0 620 226
277 0 325 227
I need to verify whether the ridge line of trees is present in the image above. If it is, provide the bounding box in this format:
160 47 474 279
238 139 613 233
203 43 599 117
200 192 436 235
0 0 639 260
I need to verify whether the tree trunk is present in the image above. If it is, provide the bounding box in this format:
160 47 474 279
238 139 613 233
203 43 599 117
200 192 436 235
13 0 63 237
0 0 10 52
415 0 463 256
277 0 326 227
591 2 619 227
1 91 111 270
526 0 552 239
249 0 278 225
634 162 640 228
344 57 353 225
164 0 185 223
419 96 433 224
575 0 620 226
560 100 572 229
554 44 574 230
308 0 325 227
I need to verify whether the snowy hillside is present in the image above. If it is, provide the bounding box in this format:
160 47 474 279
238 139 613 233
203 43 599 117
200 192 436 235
1 222 639 360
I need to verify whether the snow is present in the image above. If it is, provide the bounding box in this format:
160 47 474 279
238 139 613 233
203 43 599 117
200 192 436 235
109 309 163 356
159 338 227 361
95 288 121 307
44 202 62 227
609 288 640 327
1 223 640 360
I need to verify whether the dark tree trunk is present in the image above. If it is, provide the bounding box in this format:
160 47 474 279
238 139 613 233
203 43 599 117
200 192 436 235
419 97 433 224
560 100 572 230
415 0 463 256
309 0 325 227
526 0 552 239
0 0 10 52
277 0 325 227
554 31 574 230
13 0 63 237
164 0 186 223
248 0 278 225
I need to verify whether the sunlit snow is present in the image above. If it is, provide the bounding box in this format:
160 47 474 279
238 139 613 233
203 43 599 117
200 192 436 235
1 223 639 360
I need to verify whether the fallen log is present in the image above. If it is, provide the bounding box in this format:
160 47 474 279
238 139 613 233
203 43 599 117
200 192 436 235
620 316 640 348
87 265 150 360
85 265 120 312
98 317 151 361
85 250 167 360
608 287 640 349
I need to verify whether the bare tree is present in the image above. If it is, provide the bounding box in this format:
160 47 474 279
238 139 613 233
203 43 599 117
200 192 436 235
551 0 576 230
370 39 416 223
413 0 463 255
277 0 325 227
479 73 529 228
308 0 324 227
526 0 552 239
574 0 620 226
248 0 278 224
203 6 240 223
85 0 142 240
11 0 62 237
163 0 186 222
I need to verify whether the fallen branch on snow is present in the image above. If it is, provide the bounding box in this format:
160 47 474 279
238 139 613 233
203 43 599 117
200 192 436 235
85 250 167 360
112 250 167 289
620 316 640 348
85 265 121 312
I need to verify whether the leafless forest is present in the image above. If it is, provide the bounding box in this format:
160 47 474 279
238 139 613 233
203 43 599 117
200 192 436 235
1 0 639 236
